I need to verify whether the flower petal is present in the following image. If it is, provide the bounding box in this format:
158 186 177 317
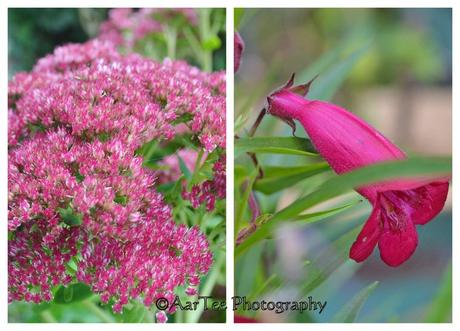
296 100 406 202
349 204 381 263
398 181 449 225
377 195 418 267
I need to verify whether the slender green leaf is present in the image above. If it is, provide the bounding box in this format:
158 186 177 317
301 227 360 295
178 155 192 181
234 113 248 134
293 200 362 222
235 137 317 157
255 163 329 194
235 168 258 237
334 281 379 322
236 157 451 258
122 304 147 323
424 263 452 322
54 283 93 304
58 207 82 227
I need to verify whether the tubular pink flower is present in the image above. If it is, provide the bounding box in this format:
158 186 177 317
266 74 449 267
234 32 244 73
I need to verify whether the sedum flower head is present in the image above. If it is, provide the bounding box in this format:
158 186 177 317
8 39 223 315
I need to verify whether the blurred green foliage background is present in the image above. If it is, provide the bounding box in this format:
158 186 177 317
8 9 90 76
8 8 226 77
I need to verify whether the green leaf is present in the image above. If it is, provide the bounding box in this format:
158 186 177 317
54 283 93 304
114 193 128 206
235 137 317 157
301 227 360 295
178 155 192 181
334 281 379 322
236 156 451 258
293 200 362 222
122 304 146 323
58 207 82 227
254 163 329 194
235 168 258 237
424 263 452 322
172 113 194 125
234 113 248 134
234 8 244 27
307 43 371 101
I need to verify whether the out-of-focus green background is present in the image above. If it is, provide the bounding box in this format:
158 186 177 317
235 8 451 323
8 8 226 77
8 9 90 76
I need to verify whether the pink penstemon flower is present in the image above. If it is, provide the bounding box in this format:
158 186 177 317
265 74 449 267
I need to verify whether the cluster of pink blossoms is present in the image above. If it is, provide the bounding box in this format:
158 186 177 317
98 8 198 49
157 149 226 211
183 155 226 211
8 39 224 318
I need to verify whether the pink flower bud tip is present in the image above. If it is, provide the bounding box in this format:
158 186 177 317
185 286 197 296
234 32 245 73
266 74 449 267
156 311 168 323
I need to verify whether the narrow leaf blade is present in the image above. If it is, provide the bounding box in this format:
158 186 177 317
235 137 317 156
334 281 379 322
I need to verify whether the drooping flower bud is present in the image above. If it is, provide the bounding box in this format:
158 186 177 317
266 74 449 267
234 32 245 73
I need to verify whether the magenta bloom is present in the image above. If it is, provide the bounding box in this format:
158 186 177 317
234 32 244 73
8 40 224 315
266 75 449 267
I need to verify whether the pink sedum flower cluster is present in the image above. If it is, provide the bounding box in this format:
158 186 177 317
8 39 224 315
183 155 226 211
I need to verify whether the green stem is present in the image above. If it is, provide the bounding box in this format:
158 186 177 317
165 26 177 60
188 148 204 190
199 9 213 71
185 251 225 323
183 27 203 61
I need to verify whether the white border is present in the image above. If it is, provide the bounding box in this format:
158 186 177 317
2 0 458 330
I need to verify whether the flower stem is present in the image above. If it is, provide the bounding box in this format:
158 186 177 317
165 26 178 60
247 108 266 178
199 9 213 71
248 108 266 137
